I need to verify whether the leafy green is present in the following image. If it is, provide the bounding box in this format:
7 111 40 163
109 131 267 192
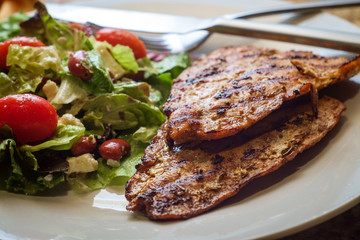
90 37 138 76
83 49 114 94
67 136 146 192
7 45 62 72
21 124 85 152
0 2 193 195
0 45 62 98
20 1 92 53
149 52 191 78
69 93 165 135
0 122 84 194
0 139 65 195
110 44 138 74
132 126 159 143
147 73 174 107
113 80 151 103
50 74 88 105
0 12 29 42
142 52 191 106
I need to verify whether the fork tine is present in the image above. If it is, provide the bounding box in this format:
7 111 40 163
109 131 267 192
138 34 173 52
139 30 210 53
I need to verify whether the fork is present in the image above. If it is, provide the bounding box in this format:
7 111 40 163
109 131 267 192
133 0 360 53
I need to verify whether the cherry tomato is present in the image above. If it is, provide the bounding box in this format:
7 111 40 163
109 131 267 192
68 22 92 37
99 139 131 161
95 28 147 59
0 36 45 70
68 50 93 81
0 94 58 144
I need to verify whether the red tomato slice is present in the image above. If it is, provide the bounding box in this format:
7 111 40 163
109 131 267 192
95 28 147 59
0 94 58 144
0 36 45 70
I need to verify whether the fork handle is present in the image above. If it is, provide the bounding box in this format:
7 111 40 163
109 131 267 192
223 0 360 20
208 19 360 53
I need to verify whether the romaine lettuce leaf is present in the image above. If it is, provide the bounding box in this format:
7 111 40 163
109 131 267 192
7 45 62 72
83 49 114 94
90 37 138 76
70 93 165 135
21 124 85 152
49 74 88 105
0 45 62 98
113 80 151 103
110 44 138 74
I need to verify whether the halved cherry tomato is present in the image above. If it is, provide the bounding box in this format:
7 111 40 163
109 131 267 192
95 28 147 59
0 36 45 70
0 94 58 144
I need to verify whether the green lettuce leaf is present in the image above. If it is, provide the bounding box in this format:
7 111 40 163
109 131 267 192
7 45 62 72
141 52 191 106
50 74 88 105
140 52 191 79
110 44 138 74
0 139 65 195
90 37 138 76
66 136 145 192
146 72 173 107
113 80 151 103
70 93 165 135
149 52 191 78
21 124 85 152
0 45 62 97
20 1 92 53
83 49 114 94
132 126 159 143
0 12 29 42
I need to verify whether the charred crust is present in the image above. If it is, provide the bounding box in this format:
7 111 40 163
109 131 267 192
217 108 226 115
213 154 224 164
214 90 232 99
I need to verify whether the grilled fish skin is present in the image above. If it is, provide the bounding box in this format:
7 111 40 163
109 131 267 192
126 96 345 220
163 46 359 144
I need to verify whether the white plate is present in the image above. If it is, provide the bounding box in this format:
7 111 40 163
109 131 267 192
1 1 360 239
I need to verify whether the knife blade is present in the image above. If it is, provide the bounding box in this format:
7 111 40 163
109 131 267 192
45 0 360 34
45 3 203 33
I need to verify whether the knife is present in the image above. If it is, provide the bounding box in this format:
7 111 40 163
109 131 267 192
45 3 202 33
45 0 360 34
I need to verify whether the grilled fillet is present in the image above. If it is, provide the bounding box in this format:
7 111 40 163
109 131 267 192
163 46 360 143
126 96 345 220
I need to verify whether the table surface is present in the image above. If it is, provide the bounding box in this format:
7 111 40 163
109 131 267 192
1 0 360 239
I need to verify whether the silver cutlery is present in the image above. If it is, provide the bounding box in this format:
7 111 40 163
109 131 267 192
131 0 360 53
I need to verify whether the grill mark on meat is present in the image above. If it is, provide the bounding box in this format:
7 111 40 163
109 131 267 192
163 46 360 143
184 53 265 86
126 96 346 219
213 154 224 164
214 79 284 101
